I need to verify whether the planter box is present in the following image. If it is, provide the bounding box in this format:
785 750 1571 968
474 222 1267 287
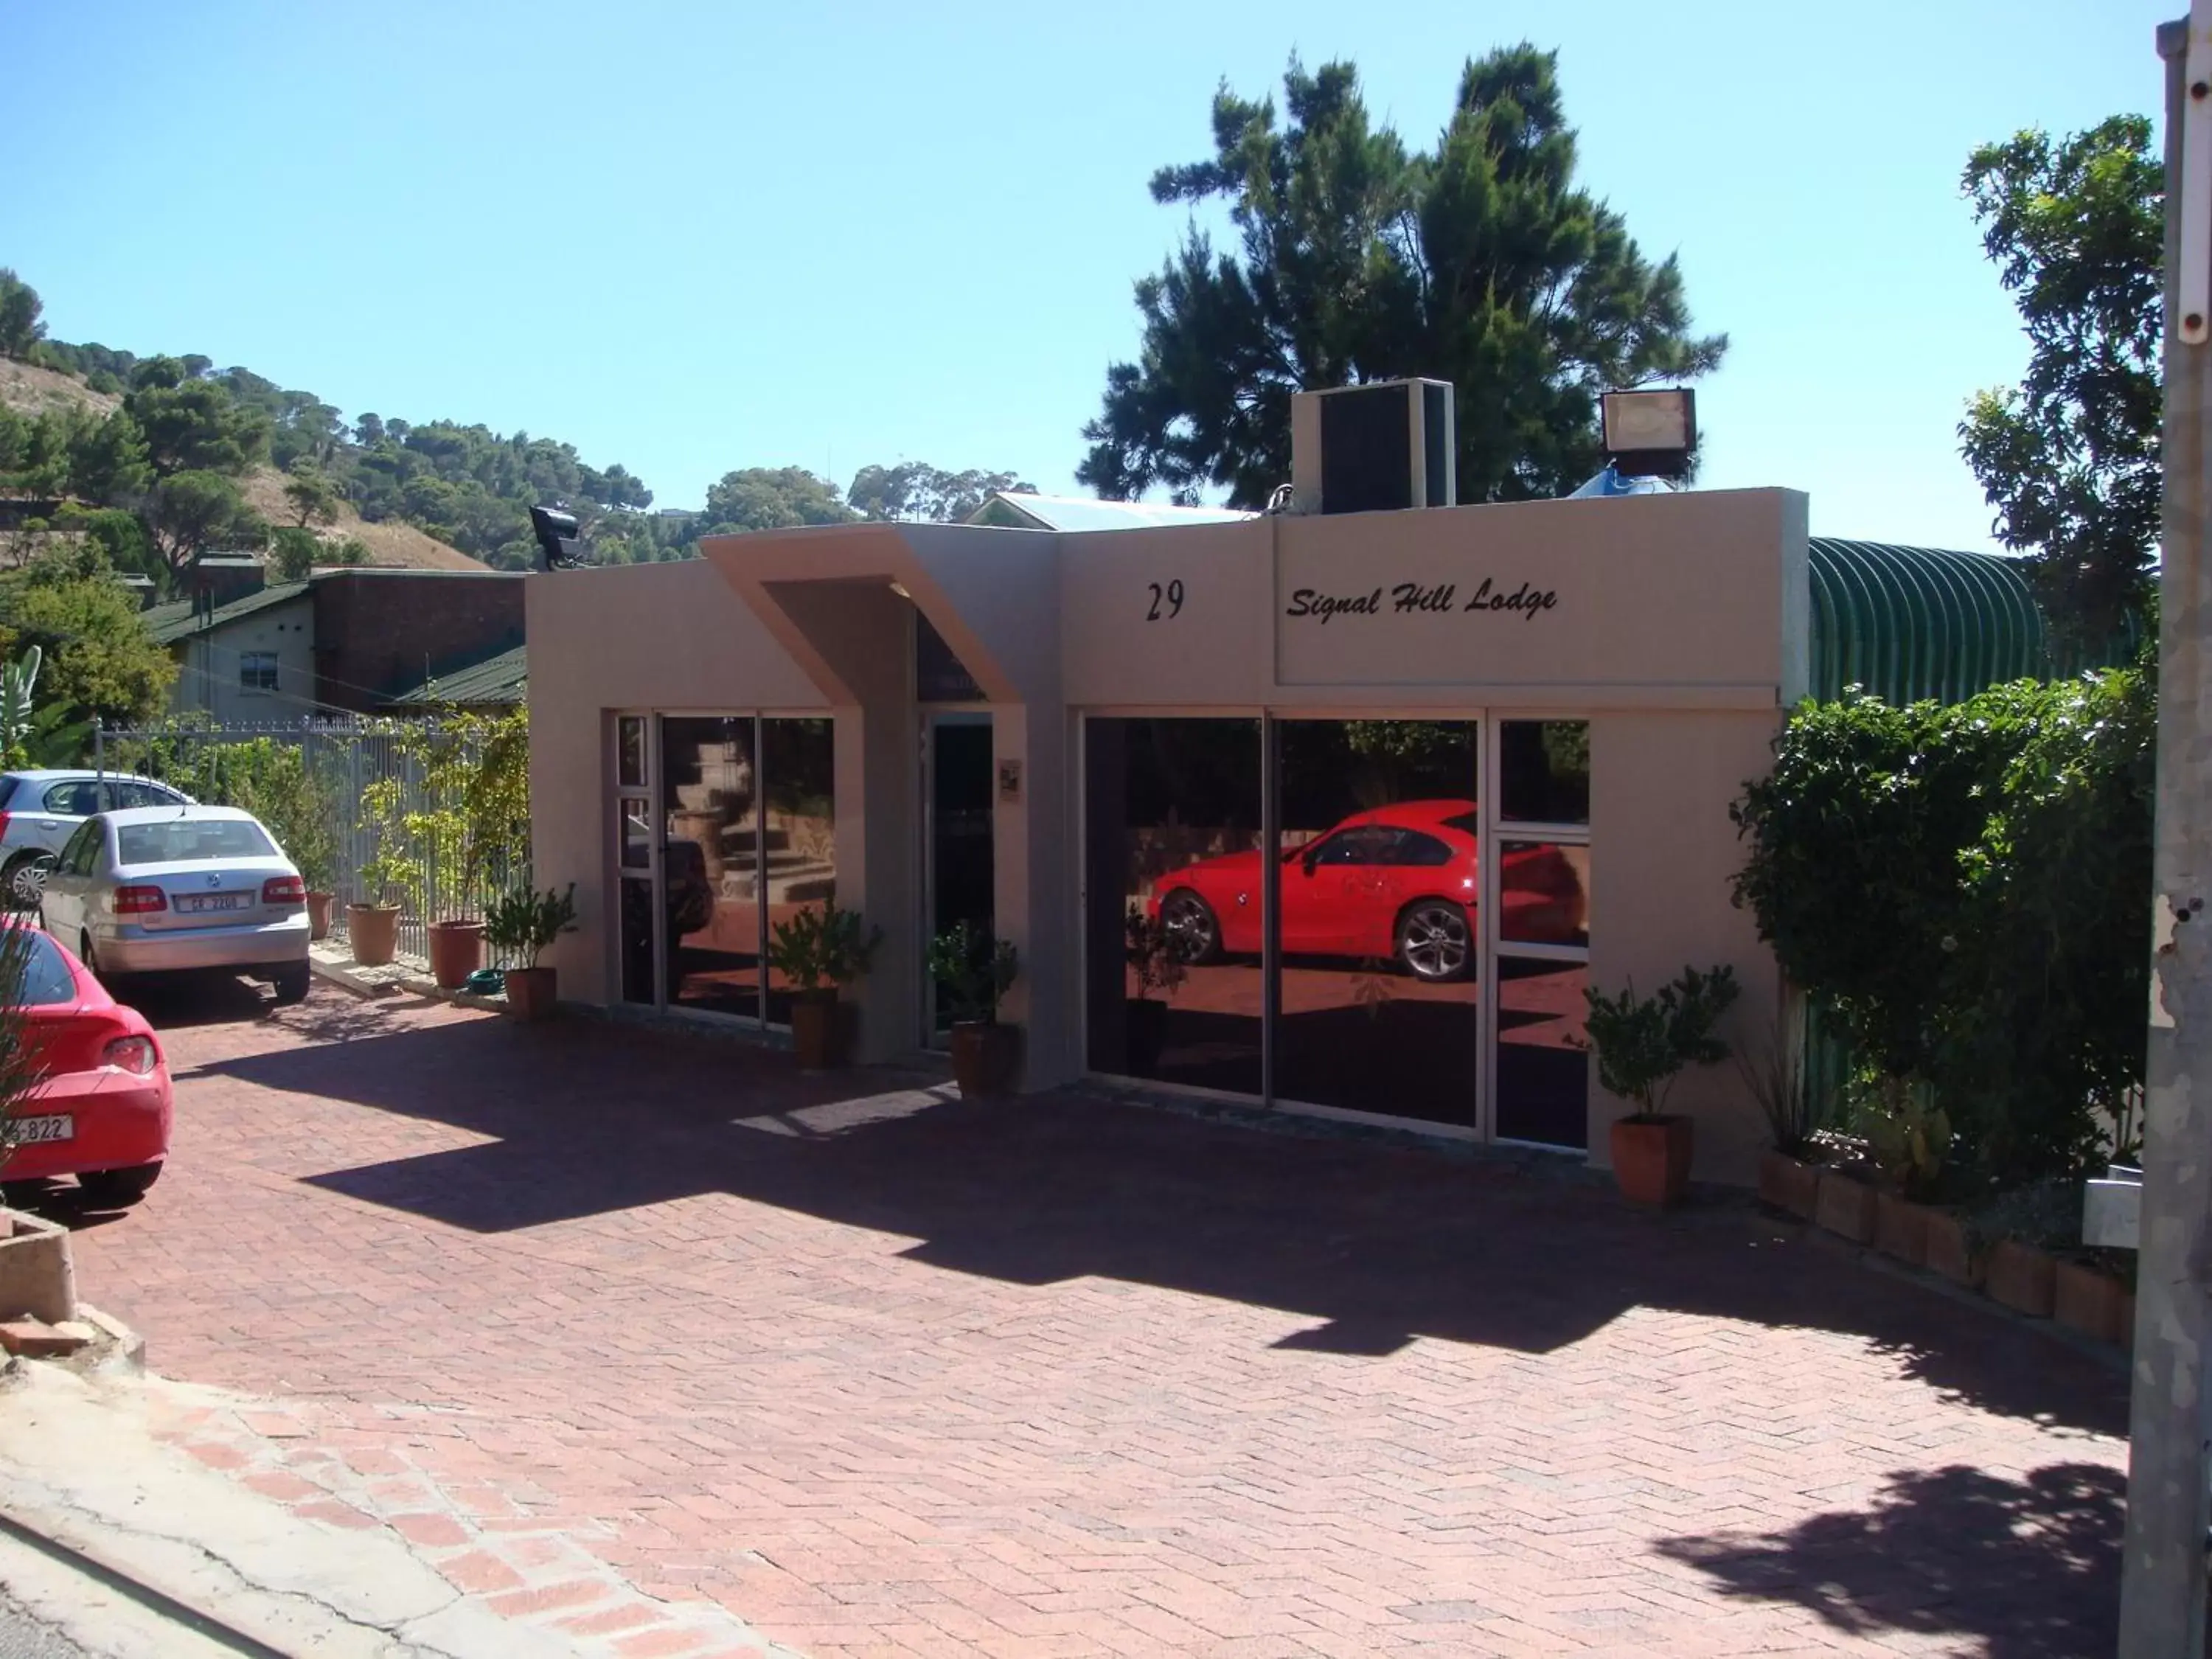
1924 1210 1984 1288
1611 1116 1694 1208
2053 1259 2129 1346
1815 1169 1877 1243
0 1209 75 1324
1986 1239 2057 1318
1873 1192 1930 1267
1756 1151 1820 1220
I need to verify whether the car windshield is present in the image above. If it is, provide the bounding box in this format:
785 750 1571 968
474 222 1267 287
116 819 274 866
6 930 77 1009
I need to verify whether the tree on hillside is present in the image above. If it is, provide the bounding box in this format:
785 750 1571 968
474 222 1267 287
1960 116 2161 645
283 463 342 529
123 357 269 477
847 462 1036 523
0 559 173 728
52 506 156 583
0 272 44 362
701 467 854 533
67 411 152 507
142 470 267 587
268 525 322 582
1080 47 1727 509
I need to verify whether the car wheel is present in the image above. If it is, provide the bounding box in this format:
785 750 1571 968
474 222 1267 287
1395 899 1472 981
271 962 311 1006
1157 888 1221 964
74 1163 161 1207
2 852 53 911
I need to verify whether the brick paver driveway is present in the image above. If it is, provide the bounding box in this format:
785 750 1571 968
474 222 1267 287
63 986 2129 1658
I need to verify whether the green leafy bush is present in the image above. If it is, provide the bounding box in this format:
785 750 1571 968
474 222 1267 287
483 884 577 970
1580 965 1739 1121
928 920 1018 1026
1733 669 2154 1185
768 902 882 994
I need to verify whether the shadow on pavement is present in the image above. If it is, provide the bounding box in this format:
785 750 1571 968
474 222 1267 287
201 1010 2130 1439
1657 1462 2123 1659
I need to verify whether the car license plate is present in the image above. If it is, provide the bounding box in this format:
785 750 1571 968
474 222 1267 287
13 1115 71 1145
175 893 251 914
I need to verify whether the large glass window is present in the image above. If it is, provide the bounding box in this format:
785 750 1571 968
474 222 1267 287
1272 720 1481 1126
660 716 761 1020
762 717 835 1027
1084 718 1263 1096
1493 720 1591 1148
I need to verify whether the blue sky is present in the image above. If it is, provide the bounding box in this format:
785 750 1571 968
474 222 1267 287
0 1 2171 549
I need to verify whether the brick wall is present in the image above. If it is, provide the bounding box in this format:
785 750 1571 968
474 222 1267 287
311 571 525 712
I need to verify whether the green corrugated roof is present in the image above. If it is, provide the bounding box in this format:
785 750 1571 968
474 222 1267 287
144 582 312 647
387 644 527 708
1806 538 2139 705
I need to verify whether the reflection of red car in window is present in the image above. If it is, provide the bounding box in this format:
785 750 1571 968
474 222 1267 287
1144 800 1583 981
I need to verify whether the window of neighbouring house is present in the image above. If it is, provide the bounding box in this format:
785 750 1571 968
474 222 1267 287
240 652 279 693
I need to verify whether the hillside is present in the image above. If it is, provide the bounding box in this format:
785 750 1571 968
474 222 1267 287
0 358 487 571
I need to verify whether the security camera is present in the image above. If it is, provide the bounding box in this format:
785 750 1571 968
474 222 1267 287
529 506 584 571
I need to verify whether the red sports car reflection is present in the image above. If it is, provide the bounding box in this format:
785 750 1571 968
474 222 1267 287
1145 799 1582 981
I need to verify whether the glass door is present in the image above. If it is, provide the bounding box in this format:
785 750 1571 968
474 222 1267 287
923 712 994 1042
1270 719 1483 1128
1487 720 1592 1148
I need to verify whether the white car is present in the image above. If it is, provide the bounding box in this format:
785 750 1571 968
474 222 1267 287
38 805 312 1003
0 771 195 908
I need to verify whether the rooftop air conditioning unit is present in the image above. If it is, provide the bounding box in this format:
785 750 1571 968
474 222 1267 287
1289 378 1456 515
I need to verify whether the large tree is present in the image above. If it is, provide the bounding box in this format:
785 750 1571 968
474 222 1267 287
847 462 1035 523
122 357 269 478
0 560 174 728
1960 116 2161 644
1079 47 1726 508
0 271 43 362
142 470 267 586
701 467 854 533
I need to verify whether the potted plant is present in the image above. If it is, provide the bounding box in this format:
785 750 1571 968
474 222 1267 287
1738 1002 1823 1219
401 707 529 991
1582 964 1739 1207
1122 909 1186 1074
928 919 1020 1099
768 900 883 1069
1858 1079 1950 1267
482 883 577 1020
347 774 412 968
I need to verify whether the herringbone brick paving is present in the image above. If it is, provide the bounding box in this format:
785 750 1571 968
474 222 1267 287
63 986 2129 1658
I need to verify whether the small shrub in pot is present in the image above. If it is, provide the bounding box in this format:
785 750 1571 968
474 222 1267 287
1121 910 1187 1076
768 901 883 1069
928 920 1020 1099
1582 965 1739 1207
483 885 578 1021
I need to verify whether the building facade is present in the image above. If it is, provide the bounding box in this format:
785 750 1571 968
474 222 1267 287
529 484 1813 1186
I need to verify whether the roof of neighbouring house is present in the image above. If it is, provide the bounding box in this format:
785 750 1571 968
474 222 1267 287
965 491 1256 532
1806 538 2143 704
386 644 528 708
143 581 312 647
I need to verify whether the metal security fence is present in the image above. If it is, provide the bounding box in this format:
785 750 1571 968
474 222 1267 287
92 717 530 968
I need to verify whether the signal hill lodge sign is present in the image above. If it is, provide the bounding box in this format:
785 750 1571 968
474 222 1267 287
1284 578 1562 625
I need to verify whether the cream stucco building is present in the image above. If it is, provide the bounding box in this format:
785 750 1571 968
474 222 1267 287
528 468 1815 1186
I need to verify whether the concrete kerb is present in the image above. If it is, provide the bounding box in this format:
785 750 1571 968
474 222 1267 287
0 1362 577 1659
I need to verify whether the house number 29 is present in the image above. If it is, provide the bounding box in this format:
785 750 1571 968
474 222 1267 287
1146 580 1186 621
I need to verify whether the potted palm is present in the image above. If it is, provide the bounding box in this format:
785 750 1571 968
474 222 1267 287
347 776 412 968
768 901 883 1069
482 883 577 1020
1582 964 1739 1207
928 919 1020 1099
1122 909 1186 1074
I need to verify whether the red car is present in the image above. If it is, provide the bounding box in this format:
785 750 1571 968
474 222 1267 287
1147 799 1584 981
0 920 171 1206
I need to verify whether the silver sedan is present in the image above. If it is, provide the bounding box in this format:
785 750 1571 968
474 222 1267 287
38 806 313 1002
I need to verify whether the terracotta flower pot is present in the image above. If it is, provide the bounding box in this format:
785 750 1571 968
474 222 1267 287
1756 1150 1820 1220
1815 1169 1877 1243
346 903 401 967
790 990 846 1071
1609 1115 1694 1208
1924 1210 1985 1288
426 919 484 990
1873 1192 1930 1267
502 966 557 1022
2053 1258 2128 1346
305 891 335 942
1986 1238 2057 1318
950 1022 1022 1100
